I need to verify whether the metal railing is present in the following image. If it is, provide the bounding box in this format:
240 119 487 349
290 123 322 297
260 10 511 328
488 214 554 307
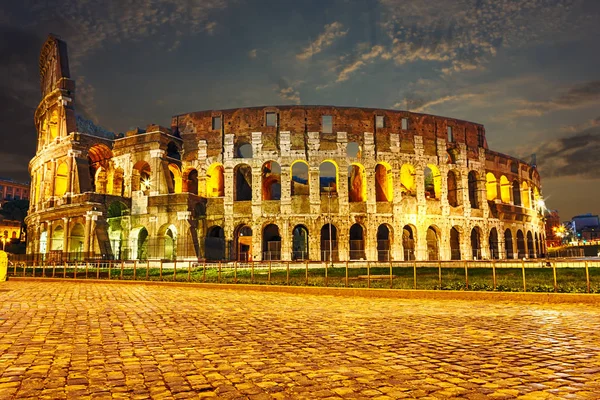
7 257 600 293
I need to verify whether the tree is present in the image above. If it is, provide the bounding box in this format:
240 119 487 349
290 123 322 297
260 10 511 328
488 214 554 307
0 199 29 223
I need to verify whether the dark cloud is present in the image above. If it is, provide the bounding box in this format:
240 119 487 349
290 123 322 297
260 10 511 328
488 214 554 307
555 81 600 107
534 121 600 179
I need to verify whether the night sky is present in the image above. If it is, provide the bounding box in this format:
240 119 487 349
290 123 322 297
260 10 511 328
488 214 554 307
1 0 599 220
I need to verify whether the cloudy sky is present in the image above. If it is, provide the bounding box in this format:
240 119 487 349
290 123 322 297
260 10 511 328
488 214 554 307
1 0 599 219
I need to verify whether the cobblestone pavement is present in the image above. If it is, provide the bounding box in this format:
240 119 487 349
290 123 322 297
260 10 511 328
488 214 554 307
0 282 599 399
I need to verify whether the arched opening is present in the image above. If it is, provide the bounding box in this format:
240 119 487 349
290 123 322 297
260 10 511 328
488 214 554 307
486 173 498 201
291 161 309 196
292 225 309 260
346 142 361 158
88 144 113 193
185 169 199 195
54 162 68 197
377 224 391 261
107 201 128 259
450 227 461 260
426 226 439 260
375 163 393 202
132 161 151 193
512 180 521 206
533 187 541 212
234 225 253 262
51 226 64 252
510 161 519 173
447 170 460 207
112 168 124 196
402 225 415 260
320 224 338 262
504 229 514 259
471 227 481 260
69 223 85 260
535 232 541 258
527 231 535 258
500 175 511 203
262 161 281 201
205 226 225 261
129 227 149 261
349 224 365 260
468 171 479 209
160 225 177 260
424 164 441 199
319 161 338 194
234 164 252 201
262 224 281 260
39 231 48 254
235 142 253 158
48 110 59 139
517 230 526 258
521 182 531 208
348 164 366 202
489 228 499 259
168 164 183 194
166 142 181 160
400 164 416 196
206 163 224 197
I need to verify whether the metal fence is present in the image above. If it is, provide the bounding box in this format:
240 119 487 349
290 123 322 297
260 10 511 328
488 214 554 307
7 257 600 293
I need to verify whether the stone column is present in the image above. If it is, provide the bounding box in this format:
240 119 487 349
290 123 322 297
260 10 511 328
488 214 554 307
177 211 192 259
149 149 164 196
66 149 81 195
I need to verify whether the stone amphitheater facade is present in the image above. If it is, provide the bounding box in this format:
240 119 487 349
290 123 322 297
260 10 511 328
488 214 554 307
26 35 546 263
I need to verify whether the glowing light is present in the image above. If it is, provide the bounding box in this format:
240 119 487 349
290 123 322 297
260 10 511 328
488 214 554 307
537 198 546 209
142 178 152 190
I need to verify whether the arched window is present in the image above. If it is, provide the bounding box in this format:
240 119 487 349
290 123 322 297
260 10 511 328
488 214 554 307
319 161 338 194
400 164 416 196
234 225 253 261
377 224 391 261
291 161 309 196
51 226 64 251
486 173 497 201
517 230 526 258
450 227 461 260
234 164 252 201
132 161 151 193
320 224 338 262
168 164 182 194
521 182 531 208
292 225 309 260
48 110 59 140
348 164 366 202
349 224 365 260
424 165 441 199
375 163 393 202
54 162 68 197
468 171 479 208
527 231 535 258
426 226 439 260
112 168 124 196
94 167 108 194
166 142 181 160
186 169 199 195
471 227 481 260
262 161 281 200
489 228 499 259
447 170 460 207
206 164 224 197
69 223 85 260
402 225 415 260
512 180 521 206
500 176 511 203
262 224 281 260
504 229 514 259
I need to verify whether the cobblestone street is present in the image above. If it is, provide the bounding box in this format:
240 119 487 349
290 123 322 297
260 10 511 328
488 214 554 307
0 281 599 399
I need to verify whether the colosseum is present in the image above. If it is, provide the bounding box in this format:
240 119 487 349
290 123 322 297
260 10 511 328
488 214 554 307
25 35 546 263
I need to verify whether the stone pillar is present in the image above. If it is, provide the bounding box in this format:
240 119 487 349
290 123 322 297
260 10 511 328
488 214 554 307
63 217 70 257
66 149 81 195
149 149 164 196
280 219 291 261
177 211 192 259
309 166 320 214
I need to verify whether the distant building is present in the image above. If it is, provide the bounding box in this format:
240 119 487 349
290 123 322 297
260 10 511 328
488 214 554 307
571 213 600 241
0 178 30 206
544 209 561 247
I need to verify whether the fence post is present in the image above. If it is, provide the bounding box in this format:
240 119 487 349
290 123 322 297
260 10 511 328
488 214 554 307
202 260 206 283
234 261 237 284
13 261 17 276
413 260 417 290
492 260 497 291
521 259 526 292
218 261 222 283
346 260 349 288
42 261 46 278
438 261 442 289
173 259 177 282
389 259 393 289
187 261 191 282
120 261 124 280
325 260 328 287
464 261 469 290
85 262 89 279
73 262 76 279
133 260 137 281
286 262 290 286
63 262 67 279
159 260 163 281
31 262 35 278
146 260 150 280
367 261 371 289
250 261 254 284
585 261 590 294
268 260 271 285
108 262 112 280
96 260 100 279
305 260 309 286
552 261 557 293
52 261 56 278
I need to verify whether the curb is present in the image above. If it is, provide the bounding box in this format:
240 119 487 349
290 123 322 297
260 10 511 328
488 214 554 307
8 277 600 304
